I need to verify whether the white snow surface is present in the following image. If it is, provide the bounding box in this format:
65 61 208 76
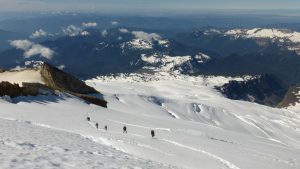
0 69 44 86
0 73 300 169
0 118 172 169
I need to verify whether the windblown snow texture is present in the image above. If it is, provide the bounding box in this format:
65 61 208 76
0 73 299 169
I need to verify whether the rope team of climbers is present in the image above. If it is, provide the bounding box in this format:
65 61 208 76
86 114 156 138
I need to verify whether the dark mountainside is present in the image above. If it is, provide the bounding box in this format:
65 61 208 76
194 51 300 85
216 75 287 107
278 86 300 108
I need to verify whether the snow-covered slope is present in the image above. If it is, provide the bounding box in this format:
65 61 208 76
0 69 44 86
0 73 300 169
0 118 172 169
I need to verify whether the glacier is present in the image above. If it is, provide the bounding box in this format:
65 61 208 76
0 73 299 169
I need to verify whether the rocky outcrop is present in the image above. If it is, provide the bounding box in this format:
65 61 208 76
40 63 98 94
0 68 4 73
40 63 107 107
0 63 107 107
22 83 54 96
216 74 287 107
0 81 55 98
278 86 300 108
0 81 23 97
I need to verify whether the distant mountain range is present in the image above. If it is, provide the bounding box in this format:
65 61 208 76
1 27 300 83
2 27 300 107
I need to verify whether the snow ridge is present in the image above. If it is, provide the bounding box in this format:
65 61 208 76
225 28 300 43
224 28 300 55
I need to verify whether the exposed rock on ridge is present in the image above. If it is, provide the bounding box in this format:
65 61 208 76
40 63 107 107
0 63 107 107
278 86 300 108
40 63 98 94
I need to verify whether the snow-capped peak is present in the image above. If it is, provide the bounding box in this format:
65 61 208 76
123 39 154 50
203 28 222 35
225 28 300 43
140 52 211 74
141 53 192 74
122 30 169 50
194 52 211 63
225 28 300 55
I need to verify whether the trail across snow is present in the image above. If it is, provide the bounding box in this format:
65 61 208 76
0 118 173 169
160 139 241 169
0 74 300 169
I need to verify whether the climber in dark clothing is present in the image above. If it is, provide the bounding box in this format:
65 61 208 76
123 126 127 133
104 125 108 131
151 130 155 138
87 116 90 121
95 123 99 129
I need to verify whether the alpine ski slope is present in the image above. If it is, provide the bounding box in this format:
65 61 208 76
1 73 300 169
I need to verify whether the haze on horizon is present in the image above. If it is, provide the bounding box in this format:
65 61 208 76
0 0 300 15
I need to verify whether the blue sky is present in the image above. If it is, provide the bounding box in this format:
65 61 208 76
0 0 299 12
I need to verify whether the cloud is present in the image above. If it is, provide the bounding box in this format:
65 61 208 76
30 29 48 39
101 30 108 37
63 25 82 37
111 21 119 26
81 31 90 36
62 24 94 37
24 44 54 59
131 31 161 41
57 65 66 70
82 22 97 28
10 40 33 50
119 28 129 33
10 40 54 59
